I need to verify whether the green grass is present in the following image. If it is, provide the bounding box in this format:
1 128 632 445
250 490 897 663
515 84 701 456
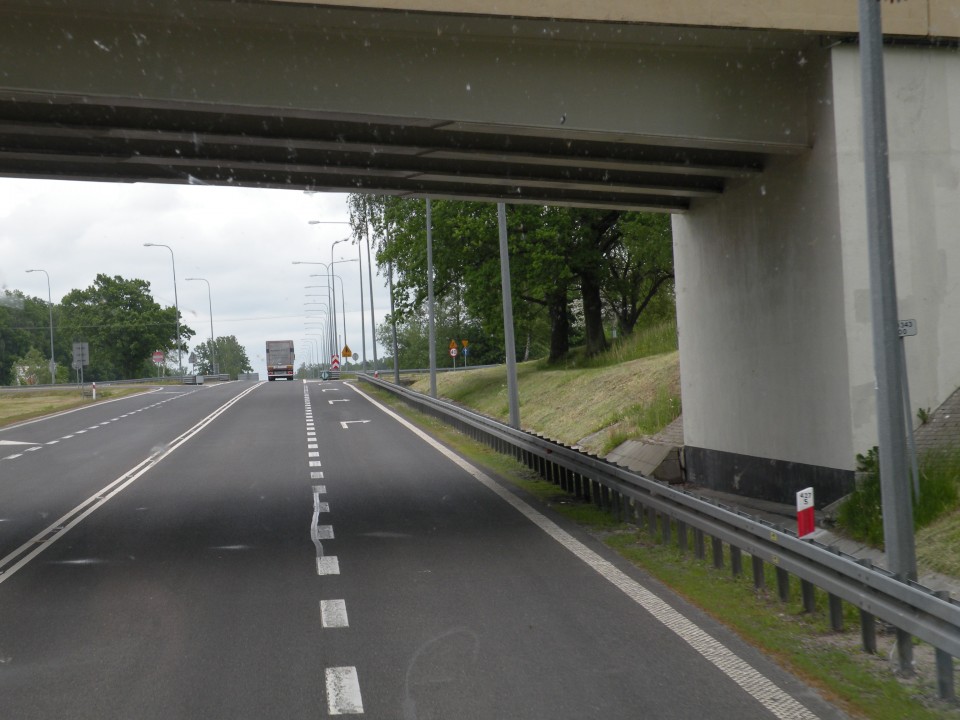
837 446 960 548
0 387 151 427
360 382 960 719
597 384 682 454
545 319 678 370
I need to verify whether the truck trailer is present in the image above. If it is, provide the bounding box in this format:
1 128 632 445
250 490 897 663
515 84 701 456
265 340 295 381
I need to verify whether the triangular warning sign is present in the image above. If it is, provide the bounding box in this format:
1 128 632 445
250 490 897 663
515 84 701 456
341 344 352 358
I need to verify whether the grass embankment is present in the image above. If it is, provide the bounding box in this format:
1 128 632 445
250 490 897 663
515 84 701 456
0 386 150 428
360 383 959 720
407 322 682 454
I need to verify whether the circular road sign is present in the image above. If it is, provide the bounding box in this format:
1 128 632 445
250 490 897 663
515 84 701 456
449 347 458 357
152 351 164 364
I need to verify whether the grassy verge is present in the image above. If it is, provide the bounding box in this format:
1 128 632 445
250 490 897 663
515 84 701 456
360 381 960 720
0 386 151 428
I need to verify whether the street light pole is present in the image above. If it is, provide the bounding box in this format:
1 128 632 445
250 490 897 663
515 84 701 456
25 268 55 384
144 243 182 377
362 201 379 372
185 277 216 375
331 238 349 356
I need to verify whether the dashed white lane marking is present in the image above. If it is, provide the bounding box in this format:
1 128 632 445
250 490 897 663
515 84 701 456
315 525 334 540
313 485 326 494
347 383 820 720
311 471 324 479
316 502 330 513
75 430 87 434
3 454 22 460
309 461 323 467
61 435 74 440
325 667 363 715
308 443 319 450
24 447 41 453
45 440 59 445
320 600 349 628
309 451 320 458
317 556 340 575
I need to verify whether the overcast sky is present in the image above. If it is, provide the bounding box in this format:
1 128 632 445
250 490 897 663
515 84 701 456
0 177 393 379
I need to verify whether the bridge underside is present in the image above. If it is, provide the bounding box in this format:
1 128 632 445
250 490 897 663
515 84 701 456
0 1 814 212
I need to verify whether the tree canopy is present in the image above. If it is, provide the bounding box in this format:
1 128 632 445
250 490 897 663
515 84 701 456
351 195 674 367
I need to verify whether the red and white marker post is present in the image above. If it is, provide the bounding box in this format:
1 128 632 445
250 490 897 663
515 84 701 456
796 487 815 538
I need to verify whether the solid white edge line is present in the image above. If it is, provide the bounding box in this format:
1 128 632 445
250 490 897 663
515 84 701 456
325 666 363 715
0 387 163 433
0 382 266 584
346 382 819 720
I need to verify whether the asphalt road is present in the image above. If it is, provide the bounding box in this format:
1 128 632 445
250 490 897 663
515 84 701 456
0 380 849 719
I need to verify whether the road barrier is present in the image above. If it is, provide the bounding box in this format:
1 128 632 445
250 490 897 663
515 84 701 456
360 374 960 700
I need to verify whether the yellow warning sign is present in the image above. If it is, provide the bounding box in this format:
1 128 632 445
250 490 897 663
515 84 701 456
449 339 457 349
342 344 352 358
462 339 469 348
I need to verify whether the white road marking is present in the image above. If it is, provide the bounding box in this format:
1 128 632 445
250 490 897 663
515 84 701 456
315 525 334 539
347 383 820 720
45 440 59 445
320 600 349 628
0 440 40 446
309 460 322 467
313 485 326 494
24 447 41 453
308 451 320 458
316 502 330 513
75 430 86 434
321 388 340 392
317 556 340 575
328 399 349 404
61 435 74 439
308 443 319 449
3 454 22 460
339 420 370 429
311 471 324 479
325 667 363 715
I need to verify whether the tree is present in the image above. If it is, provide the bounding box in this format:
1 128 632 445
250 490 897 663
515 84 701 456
192 335 252 379
60 274 194 380
0 290 57 385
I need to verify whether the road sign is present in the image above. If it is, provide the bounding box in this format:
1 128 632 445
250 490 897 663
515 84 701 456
331 355 341 371
462 346 469 356
462 339 469 348
152 350 164 364
72 342 89 366
449 339 457 350
341 344 352 358
898 318 917 337
321 371 330 380
449 347 458 358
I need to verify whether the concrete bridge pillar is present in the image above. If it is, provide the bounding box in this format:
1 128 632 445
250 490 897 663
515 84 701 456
674 43 960 505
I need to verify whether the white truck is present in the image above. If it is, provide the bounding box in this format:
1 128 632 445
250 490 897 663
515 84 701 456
265 340 295 381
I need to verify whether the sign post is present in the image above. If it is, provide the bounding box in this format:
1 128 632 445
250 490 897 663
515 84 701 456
449 339 457 368
796 488 815 538
462 339 469 367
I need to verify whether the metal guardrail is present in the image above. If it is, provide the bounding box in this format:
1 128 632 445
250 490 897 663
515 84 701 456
360 375 960 698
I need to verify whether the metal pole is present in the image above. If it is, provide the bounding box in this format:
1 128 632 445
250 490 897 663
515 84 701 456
387 223 401 384
364 202 379 372
331 240 348 361
498 202 521 428
900 339 920 500
357 239 367 373
426 198 437 398
25 268 55 384
186 278 215 375
144 243 182 378
859 0 916 673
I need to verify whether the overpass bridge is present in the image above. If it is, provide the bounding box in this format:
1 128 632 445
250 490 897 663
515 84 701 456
2 0 959 505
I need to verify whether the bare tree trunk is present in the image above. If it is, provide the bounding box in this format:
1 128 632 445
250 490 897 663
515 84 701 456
581 271 607 356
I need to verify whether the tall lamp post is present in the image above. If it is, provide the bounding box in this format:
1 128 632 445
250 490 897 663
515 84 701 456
331 239 349 356
144 243 182 377
25 268 55 384
185 277 216 375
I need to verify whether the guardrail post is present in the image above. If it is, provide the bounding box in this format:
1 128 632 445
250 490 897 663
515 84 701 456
712 537 724 569
752 555 765 590
827 546 843 631
635 501 645 531
934 590 955 701
661 514 672 545
677 520 688 552
694 528 705 560
776 567 790 603
730 545 742 578
801 579 816 614
648 506 658 537
855 558 877 652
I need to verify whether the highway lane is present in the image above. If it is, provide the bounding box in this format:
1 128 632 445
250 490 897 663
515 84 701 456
0 379 848 719
0 382 256 563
